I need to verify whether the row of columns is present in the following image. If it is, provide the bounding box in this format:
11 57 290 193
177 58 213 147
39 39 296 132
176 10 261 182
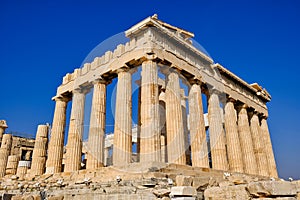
0 124 49 178
45 60 278 178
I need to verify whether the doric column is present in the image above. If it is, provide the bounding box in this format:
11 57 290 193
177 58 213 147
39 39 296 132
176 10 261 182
0 120 8 144
181 89 191 165
0 134 12 177
261 117 278 177
159 92 167 163
249 111 269 176
237 104 257 175
16 161 30 180
86 80 107 169
113 69 132 166
64 88 86 172
224 98 244 173
6 155 19 175
188 83 209 168
31 124 49 176
140 60 161 162
46 96 68 174
207 90 228 170
165 71 186 164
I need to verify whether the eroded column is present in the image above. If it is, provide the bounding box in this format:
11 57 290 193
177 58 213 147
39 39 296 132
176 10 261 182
249 111 269 176
224 98 244 173
237 104 257 175
140 60 161 162
208 90 228 170
0 134 12 177
6 155 19 175
64 88 86 172
113 69 132 166
165 71 186 164
31 124 49 176
188 83 209 168
0 120 8 145
46 96 68 174
261 117 278 177
87 80 106 169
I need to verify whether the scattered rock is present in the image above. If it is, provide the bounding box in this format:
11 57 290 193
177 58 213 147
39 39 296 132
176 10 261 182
175 175 193 186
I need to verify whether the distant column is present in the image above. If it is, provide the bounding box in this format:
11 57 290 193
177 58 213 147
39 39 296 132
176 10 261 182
46 96 69 174
140 60 161 162
261 117 278 177
188 83 209 168
113 69 132 166
0 120 8 145
0 134 12 177
64 88 86 172
86 80 107 169
165 71 186 164
249 111 269 176
237 104 257 175
31 124 49 176
207 90 228 170
224 98 244 173
6 155 20 175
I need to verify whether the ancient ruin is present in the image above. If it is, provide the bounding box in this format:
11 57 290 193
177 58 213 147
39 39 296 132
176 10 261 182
1 15 299 200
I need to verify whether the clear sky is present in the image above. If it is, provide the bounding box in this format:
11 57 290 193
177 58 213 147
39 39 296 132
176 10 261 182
1 0 299 179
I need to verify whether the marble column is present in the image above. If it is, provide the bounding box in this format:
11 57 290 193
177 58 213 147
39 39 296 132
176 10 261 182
181 90 191 165
237 104 257 175
224 98 244 173
165 71 186 164
207 90 228 170
188 83 209 168
64 88 86 172
249 111 269 176
140 60 161 162
0 134 12 177
31 124 49 176
87 80 106 169
113 69 132 166
6 155 19 175
0 120 8 145
261 117 278 177
46 96 68 174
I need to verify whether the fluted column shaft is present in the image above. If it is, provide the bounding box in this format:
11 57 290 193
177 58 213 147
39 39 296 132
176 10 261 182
140 60 161 162
188 83 209 168
261 118 278 177
224 99 244 173
0 134 12 177
237 105 257 174
87 81 106 169
46 97 68 174
64 89 86 172
113 70 132 166
249 112 269 176
6 155 19 175
31 125 49 176
165 71 186 164
208 91 228 170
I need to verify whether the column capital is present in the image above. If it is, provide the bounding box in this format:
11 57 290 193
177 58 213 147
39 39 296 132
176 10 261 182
226 96 237 103
93 78 111 85
188 75 203 85
52 95 70 102
236 103 248 110
0 120 8 129
73 86 90 95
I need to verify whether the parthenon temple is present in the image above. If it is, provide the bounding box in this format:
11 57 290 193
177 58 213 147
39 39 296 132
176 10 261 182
0 15 278 182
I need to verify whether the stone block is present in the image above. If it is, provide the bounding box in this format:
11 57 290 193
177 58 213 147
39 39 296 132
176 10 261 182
192 176 210 191
247 181 298 197
47 196 64 200
170 186 197 197
176 175 193 186
204 185 250 200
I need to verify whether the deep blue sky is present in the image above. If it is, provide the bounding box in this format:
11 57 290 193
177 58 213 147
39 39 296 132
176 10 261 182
1 0 299 179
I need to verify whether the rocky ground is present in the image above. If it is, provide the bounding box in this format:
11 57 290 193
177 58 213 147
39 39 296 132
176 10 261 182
0 162 299 200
